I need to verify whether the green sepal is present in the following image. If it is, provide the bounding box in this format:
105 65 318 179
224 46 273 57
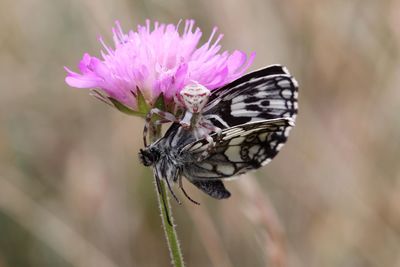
154 93 166 111
136 89 151 115
109 97 146 117
108 91 171 118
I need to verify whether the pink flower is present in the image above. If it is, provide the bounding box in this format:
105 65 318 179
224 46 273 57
65 20 255 114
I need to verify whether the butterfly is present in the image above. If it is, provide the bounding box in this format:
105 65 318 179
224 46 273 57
139 64 298 205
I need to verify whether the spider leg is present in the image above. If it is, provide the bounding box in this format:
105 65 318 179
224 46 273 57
198 136 214 161
150 119 170 140
173 93 186 114
143 108 179 147
195 120 222 161
200 120 222 137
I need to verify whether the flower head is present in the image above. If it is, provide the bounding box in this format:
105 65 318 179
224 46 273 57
65 20 255 115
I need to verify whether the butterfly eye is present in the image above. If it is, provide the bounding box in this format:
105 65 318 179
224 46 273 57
139 148 160 166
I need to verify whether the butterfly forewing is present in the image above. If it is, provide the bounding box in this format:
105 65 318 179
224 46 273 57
203 65 298 128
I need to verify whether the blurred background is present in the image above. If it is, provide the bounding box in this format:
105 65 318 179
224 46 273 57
1 0 400 266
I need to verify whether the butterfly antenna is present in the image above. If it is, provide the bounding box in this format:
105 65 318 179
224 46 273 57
154 170 173 226
179 176 200 205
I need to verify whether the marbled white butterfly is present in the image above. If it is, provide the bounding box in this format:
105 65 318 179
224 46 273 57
139 65 298 202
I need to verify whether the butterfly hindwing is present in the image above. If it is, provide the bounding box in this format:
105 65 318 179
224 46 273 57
181 118 294 182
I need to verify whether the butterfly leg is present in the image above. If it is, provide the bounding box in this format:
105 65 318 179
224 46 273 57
165 177 182 205
178 176 200 205
143 108 180 147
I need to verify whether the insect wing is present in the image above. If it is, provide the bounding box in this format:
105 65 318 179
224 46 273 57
203 65 298 128
181 118 294 180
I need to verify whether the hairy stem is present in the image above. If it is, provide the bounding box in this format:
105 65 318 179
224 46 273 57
150 127 185 267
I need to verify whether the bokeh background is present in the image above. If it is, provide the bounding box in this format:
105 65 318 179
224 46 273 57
1 0 400 266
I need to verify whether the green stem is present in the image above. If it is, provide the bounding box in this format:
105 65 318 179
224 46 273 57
156 181 185 267
151 127 185 267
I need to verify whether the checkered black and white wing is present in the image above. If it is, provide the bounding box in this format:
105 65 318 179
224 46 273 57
181 118 294 181
203 65 298 128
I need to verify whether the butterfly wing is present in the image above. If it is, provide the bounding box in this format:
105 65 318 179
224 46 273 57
203 65 298 128
181 118 294 182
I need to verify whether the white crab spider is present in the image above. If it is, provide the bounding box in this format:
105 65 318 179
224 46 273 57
143 82 221 156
